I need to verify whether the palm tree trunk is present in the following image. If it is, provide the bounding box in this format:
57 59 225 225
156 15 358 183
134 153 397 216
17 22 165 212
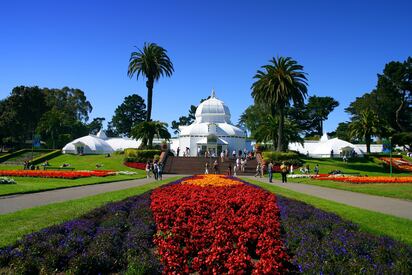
277 107 285 152
366 134 371 154
146 79 154 122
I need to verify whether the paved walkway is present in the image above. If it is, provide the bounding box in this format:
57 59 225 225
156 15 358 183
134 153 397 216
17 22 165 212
0 175 180 215
243 176 412 220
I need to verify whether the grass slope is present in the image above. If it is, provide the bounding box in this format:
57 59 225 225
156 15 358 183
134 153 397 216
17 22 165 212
0 154 145 196
0 176 182 247
243 178 412 246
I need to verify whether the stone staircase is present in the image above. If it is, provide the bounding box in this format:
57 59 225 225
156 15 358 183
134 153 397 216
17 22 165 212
163 156 258 175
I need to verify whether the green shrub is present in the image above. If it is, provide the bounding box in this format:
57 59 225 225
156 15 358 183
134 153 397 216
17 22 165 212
262 151 303 166
124 149 161 163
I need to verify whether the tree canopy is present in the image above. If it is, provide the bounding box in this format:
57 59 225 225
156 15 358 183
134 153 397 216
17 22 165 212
251 56 308 151
109 94 147 137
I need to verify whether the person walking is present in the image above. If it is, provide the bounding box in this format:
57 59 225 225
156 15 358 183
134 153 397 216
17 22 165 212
158 162 163 180
145 161 151 178
205 162 209 174
213 160 219 174
268 161 274 183
280 161 288 183
176 147 180 157
290 164 294 174
233 162 237 176
153 161 159 180
314 164 319 175
228 163 232 176
255 162 261 177
220 151 225 162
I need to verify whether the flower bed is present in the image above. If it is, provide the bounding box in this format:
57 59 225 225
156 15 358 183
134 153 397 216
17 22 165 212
380 157 412 172
0 192 161 274
0 170 115 179
151 175 291 274
314 175 412 183
277 195 412 273
124 162 146 170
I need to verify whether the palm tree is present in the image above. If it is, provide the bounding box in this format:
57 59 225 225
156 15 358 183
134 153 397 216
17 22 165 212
252 56 308 151
349 109 380 153
254 114 303 150
127 42 174 122
131 121 171 148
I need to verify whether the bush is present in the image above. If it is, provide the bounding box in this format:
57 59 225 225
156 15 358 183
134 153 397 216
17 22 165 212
262 151 303 166
124 149 161 163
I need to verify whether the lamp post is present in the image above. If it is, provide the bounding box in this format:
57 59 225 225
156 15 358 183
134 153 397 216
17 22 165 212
389 137 393 177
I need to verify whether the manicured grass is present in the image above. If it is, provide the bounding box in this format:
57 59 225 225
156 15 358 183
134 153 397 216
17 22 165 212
272 157 412 200
40 153 135 171
0 176 182 247
242 178 412 246
0 173 145 196
288 177 412 200
0 154 145 196
301 156 410 176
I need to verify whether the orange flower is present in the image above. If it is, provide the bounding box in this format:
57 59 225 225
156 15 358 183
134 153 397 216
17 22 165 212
180 174 242 187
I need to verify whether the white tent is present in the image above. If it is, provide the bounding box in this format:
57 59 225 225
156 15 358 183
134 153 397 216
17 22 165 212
62 135 114 155
106 138 141 151
311 138 363 158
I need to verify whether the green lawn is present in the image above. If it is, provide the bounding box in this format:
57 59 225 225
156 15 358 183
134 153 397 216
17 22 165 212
272 157 412 200
288 177 412 200
302 156 410 176
243 178 412 246
0 176 182 247
0 154 145 196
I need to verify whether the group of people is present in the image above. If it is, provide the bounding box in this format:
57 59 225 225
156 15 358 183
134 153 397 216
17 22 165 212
23 160 38 170
145 160 163 180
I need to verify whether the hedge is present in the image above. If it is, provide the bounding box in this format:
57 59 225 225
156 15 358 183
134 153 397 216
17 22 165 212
28 150 62 165
0 149 27 163
124 149 161 163
262 151 303 166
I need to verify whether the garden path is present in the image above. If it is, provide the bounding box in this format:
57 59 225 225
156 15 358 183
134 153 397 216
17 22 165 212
243 176 412 220
0 175 179 214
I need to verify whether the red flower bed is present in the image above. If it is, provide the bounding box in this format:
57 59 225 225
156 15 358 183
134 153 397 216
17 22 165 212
124 162 146 170
0 170 115 179
314 175 412 183
150 176 291 274
380 157 412 172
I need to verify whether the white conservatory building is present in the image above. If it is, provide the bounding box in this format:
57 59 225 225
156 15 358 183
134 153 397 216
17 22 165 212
62 130 142 154
171 90 247 157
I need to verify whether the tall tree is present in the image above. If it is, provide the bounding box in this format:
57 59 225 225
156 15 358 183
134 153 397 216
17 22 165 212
88 117 105 135
131 121 171 148
305 96 339 135
376 57 412 132
349 109 381 153
110 94 147 137
127 42 174 122
252 56 308 151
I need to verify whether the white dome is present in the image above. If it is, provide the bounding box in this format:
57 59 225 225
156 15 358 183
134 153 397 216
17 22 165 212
180 122 245 137
62 135 114 154
195 89 231 123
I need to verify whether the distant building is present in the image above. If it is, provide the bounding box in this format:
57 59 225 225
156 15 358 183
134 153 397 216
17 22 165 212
169 90 250 156
289 133 383 158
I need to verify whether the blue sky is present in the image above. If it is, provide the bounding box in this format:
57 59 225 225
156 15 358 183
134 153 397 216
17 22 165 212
0 0 411 134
